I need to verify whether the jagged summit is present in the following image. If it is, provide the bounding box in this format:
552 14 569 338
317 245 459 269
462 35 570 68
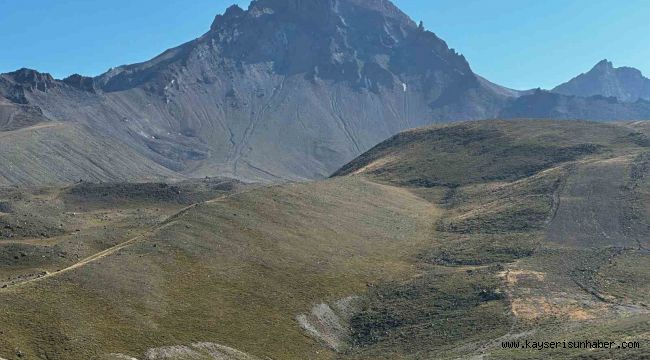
553 59 650 102
62 74 97 92
207 0 452 67
2 68 56 91
97 0 476 99
593 59 613 69
210 4 245 30
214 0 416 27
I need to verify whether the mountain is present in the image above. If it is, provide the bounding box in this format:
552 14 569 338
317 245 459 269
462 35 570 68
2 1 650 186
0 0 510 184
500 88 650 120
553 59 650 102
1 119 648 359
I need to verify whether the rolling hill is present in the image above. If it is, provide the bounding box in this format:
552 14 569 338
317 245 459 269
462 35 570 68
0 119 648 359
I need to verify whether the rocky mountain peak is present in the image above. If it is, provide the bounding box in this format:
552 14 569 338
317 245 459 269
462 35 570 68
203 0 468 88
0 68 58 105
593 59 614 71
97 0 472 96
553 60 650 102
3 68 56 92
252 0 413 23
211 0 415 32
63 74 97 93
210 4 246 30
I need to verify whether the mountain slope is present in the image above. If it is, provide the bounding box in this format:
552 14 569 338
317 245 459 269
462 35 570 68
334 119 650 248
0 177 440 359
1 120 649 359
553 59 650 102
0 122 181 186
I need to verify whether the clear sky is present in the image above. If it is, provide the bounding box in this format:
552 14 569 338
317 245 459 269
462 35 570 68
0 0 648 90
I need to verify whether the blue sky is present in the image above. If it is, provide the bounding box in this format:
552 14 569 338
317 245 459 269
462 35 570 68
0 0 648 90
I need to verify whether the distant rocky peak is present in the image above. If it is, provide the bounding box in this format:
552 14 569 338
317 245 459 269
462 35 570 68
590 60 644 78
210 0 336 30
210 4 245 30
205 0 442 62
6 68 53 83
4 68 56 92
63 74 97 93
211 0 415 31
99 0 472 96
553 60 650 102
592 59 614 71
250 0 411 18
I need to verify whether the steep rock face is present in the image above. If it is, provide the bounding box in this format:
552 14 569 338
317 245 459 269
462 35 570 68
0 70 53 131
2 0 506 182
553 60 650 102
63 74 97 93
0 69 55 105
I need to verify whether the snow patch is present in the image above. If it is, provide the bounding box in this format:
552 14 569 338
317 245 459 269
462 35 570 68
164 79 176 91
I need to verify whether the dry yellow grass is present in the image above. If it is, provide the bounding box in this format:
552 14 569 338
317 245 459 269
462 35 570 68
0 177 442 359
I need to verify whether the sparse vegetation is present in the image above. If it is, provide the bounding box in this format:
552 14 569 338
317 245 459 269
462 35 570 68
350 266 511 358
1 120 650 360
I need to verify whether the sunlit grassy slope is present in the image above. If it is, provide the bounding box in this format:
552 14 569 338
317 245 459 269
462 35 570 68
336 119 650 359
0 177 440 359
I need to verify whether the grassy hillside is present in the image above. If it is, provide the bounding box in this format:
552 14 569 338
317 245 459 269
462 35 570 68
1 119 649 359
0 178 247 288
0 178 441 359
335 119 650 359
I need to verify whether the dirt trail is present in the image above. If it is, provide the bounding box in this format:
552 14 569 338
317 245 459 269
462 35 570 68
1 224 164 291
0 122 62 138
0 191 240 291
